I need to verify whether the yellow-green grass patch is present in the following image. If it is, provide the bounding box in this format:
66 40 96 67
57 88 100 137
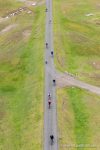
57 87 100 150
53 0 100 86
0 1 45 150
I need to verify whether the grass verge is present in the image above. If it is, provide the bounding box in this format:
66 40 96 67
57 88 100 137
57 87 100 150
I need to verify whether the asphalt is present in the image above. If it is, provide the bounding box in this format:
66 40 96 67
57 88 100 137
44 0 58 150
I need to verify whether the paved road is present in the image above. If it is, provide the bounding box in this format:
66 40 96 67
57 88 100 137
56 71 100 95
44 0 100 149
44 0 58 150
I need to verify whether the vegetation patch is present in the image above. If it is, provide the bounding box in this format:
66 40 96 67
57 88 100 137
57 87 100 150
53 0 100 86
54 0 100 149
0 0 45 149
67 88 89 145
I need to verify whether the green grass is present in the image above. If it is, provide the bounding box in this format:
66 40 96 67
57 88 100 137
0 1 45 150
53 0 100 86
57 88 100 150
54 0 100 149
67 88 89 147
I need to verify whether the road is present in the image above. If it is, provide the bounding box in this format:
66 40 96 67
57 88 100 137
43 0 100 149
44 0 58 150
56 71 100 95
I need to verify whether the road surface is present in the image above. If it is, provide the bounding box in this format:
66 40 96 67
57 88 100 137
44 0 58 150
56 71 100 95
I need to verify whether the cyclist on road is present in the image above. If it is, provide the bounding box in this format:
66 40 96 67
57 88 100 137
53 79 56 85
51 51 53 56
45 61 48 64
50 135 54 144
48 99 51 109
46 42 48 48
48 92 51 98
45 8 48 12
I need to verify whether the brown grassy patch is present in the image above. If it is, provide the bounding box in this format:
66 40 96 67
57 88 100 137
22 29 31 41
68 31 89 43
0 24 18 35
2 7 33 18
91 61 100 70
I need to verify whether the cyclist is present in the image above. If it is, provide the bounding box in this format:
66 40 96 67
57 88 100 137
48 92 51 98
45 8 48 12
46 42 48 48
50 135 54 144
53 79 56 85
49 20 51 24
45 61 48 64
48 99 51 109
51 51 53 56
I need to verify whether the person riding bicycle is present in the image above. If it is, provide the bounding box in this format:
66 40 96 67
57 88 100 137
50 135 54 144
45 60 48 64
45 8 48 12
46 42 48 48
48 93 51 108
49 20 51 24
51 51 53 56
48 99 51 109
48 92 51 98
53 79 56 85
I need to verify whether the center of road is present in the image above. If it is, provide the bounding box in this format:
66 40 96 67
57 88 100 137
44 0 58 150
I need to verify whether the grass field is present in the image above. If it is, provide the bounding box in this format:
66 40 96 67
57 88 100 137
0 0 45 149
53 0 100 149
53 0 100 86
57 88 100 150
